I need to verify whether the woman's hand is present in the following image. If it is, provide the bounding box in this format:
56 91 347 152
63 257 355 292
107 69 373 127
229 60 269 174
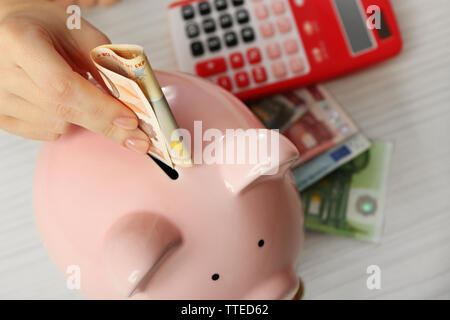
0 0 150 153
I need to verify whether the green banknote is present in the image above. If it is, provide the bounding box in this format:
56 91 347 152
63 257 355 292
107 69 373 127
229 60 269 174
300 141 393 242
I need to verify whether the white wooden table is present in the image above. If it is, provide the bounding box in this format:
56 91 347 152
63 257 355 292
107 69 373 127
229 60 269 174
0 0 449 299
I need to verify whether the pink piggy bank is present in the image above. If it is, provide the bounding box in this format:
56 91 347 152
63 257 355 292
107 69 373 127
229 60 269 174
33 71 304 300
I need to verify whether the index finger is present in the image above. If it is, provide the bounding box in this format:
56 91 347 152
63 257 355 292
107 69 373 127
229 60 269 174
11 25 134 121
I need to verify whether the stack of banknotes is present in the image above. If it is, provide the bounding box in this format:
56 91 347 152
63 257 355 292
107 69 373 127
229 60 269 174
248 86 393 242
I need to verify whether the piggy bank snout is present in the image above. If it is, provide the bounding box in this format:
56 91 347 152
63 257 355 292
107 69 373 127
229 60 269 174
244 268 299 300
103 213 182 298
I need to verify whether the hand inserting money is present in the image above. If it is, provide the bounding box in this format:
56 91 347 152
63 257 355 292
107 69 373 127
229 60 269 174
0 0 150 154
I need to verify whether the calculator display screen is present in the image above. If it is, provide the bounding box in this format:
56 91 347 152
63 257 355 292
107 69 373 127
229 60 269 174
333 0 374 55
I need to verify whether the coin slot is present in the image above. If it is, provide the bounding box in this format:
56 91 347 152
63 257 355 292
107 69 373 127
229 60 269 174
149 155 179 180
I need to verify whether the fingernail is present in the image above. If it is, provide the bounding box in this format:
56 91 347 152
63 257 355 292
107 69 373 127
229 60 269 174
114 117 138 130
125 138 149 154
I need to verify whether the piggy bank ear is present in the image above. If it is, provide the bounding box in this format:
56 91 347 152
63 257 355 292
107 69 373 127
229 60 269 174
102 213 181 298
220 129 299 194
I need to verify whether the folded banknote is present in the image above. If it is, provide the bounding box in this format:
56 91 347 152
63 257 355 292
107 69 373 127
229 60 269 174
293 133 372 191
301 141 393 242
90 44 192 168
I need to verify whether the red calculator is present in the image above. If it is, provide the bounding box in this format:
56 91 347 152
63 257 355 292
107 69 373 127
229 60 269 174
168 0 402 101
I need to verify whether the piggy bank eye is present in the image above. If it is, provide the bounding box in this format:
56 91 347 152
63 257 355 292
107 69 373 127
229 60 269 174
258 239 265 247
211 273 220 281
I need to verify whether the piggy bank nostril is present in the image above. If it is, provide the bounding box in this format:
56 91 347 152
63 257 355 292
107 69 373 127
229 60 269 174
211 273 220 281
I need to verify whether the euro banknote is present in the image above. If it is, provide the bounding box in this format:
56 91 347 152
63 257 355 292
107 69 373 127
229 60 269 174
90 44 192 168
248 85 359 167
293 133 372 191
300 141 393 242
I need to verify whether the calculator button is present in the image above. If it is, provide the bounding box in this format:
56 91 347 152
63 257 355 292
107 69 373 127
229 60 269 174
198 1 212 15
203 18 216 33
241 27 255 42
230 52 245 69
217 76 233 90
207 36 222 52
186 23 200 38
236 9 250 24
271 61 287 79
224 31 239 47
254 4 269 20
289 56 305 74
191 41 204 57
232 0 245 6
271 0 286 15
312 47 323 63
259 21 275 38
196 58 227 77
303 21 314 35
266 42 281 59
235 71 250 88
219 13 233 29
283 38 299 55
252 66 267 83
181 5 195 20
277 17 292 34
214 0 228 11
246 47 262 64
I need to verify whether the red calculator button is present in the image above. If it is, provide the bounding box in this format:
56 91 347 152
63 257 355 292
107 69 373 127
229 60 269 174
230 52 245 69
259 21 275 38
283 38 299 55
252 66 267 83
289 56 305 74
254 4 269 20
195 58 227 77
246 47 262 64
235 71 250 88
276 17 292 34
266 42 281 60
217 75 233 90
271 61 287 79
271 0 286 15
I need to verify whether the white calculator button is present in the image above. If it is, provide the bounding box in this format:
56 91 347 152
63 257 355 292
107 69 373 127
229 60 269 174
266 42 282 60
254 4 269 20
276 16 292 34
289 56 306 74
259 21 275 38
283 38 299 55
271 0 286 15
271 61 288 79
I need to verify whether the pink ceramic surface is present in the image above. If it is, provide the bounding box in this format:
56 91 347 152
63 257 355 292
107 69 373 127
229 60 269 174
33 71 304 300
